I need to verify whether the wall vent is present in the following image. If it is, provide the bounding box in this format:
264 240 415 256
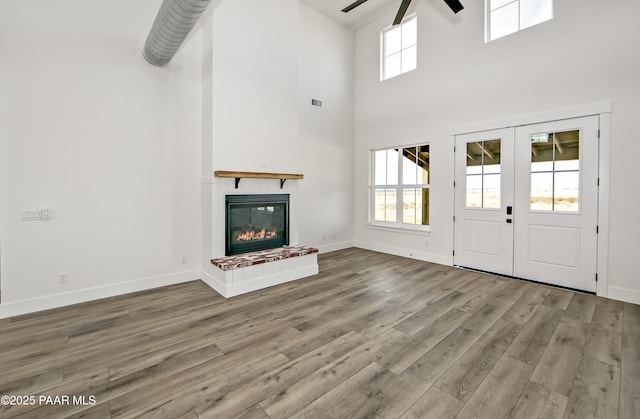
311 99 323 108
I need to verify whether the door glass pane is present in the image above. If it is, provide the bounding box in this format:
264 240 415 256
465 139 501 208
554 171 579 212
531 172 553 211
483 174 501 208
467 165 482 175
531 161 553 172
530 130 580 212
554 130 580 166
555 160 579 171
466 175 482 208
483 139 502 169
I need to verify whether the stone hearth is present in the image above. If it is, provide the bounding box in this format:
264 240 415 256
203 245 319 298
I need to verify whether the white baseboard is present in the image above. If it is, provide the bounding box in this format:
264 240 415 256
0 270 201 319
316 240 355 254
353 240 452 266
607 286 640 305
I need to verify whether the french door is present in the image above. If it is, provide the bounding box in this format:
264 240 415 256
454 116 599 292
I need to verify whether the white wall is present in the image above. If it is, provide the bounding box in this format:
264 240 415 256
0 0 203 317
201 0 355 279
353 0 640 301
297 4 355 252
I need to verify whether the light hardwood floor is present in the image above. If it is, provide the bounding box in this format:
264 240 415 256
1 248 638 418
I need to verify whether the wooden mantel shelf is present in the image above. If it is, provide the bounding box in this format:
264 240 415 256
214 171 304 189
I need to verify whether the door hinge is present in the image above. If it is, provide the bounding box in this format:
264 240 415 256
454 146 456 153
597 177 600 186
595 273 598 282
453 215 456 222
598 129 601 138
596 225 599 234
452 250 455 256
453 181 456 187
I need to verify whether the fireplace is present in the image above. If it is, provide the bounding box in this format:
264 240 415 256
225 194 289 256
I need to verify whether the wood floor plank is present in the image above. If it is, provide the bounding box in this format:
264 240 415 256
289 362 395 419
564 357 620 419
196 329 381 419
542 287 574 310
455 277 507 313
454 355 533 419
530 317 589 396
506 303 563 366
393 290 466 336
591 301 623 333
259 329 406 418
501 284 549 325
509 381 568 419
353 300 521 419
399 386 463 419
109 349 291 418
434 318 523 402
564 292 598 323
583 322 622 368
0 248 638 418
620 303 640 419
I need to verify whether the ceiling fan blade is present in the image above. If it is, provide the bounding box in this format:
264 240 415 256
443 0 464 14
342 0 370 13
393 0 412 25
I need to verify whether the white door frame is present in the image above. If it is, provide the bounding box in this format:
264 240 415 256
450 101 611 297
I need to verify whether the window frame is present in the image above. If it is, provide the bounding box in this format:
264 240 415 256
485 0 553 42
369 143 431 233
380 14 417 81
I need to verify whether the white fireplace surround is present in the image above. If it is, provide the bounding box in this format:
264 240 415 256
211 177 301 258
201 176 317 297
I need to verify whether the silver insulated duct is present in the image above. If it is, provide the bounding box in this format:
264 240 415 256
143 0 211 66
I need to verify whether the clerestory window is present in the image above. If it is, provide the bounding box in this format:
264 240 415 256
381 15 417 80
486 0 553 42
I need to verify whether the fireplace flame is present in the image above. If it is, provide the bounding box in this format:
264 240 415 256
237 228 278 242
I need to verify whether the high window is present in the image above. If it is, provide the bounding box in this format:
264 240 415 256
381 15 417 80
486 0 553 42
371 144 430 229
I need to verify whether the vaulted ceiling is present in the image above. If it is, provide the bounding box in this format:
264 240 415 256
300 0 401 30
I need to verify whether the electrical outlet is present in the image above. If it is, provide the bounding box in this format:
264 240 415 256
58 272 68 284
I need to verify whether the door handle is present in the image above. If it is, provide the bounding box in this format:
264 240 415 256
506 218 513 223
